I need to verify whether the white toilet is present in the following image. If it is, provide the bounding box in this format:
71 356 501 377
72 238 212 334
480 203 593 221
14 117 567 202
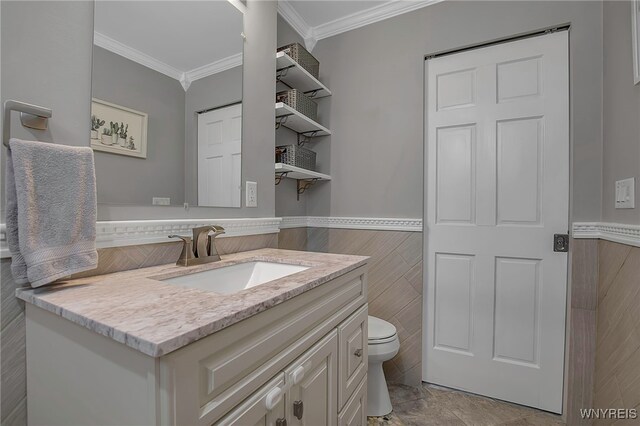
367 315 400 417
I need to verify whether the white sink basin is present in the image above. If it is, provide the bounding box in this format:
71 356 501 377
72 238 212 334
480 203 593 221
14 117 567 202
160 261 309 294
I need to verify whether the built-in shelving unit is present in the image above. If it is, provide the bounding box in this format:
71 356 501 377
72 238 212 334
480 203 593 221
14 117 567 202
275 102 331 136
275 49 332 199
276 52 332 98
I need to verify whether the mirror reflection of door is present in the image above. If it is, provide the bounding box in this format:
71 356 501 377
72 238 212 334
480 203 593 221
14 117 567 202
197 104 242 208
90 0 244 207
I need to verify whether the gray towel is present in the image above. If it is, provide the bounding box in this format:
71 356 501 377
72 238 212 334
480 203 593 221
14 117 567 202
5 138 98 287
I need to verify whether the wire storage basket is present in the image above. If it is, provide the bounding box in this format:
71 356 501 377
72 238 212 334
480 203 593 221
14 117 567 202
276 144 317 171
277 42 320 78
276 89 318 122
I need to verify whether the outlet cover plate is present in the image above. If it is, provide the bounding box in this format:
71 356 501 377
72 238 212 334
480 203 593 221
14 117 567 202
246 181 257 207
615 178 635 209
152 197 171 206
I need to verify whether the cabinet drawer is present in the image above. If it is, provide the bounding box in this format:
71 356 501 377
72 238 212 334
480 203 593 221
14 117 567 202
338 304 368 410
338 377 367 426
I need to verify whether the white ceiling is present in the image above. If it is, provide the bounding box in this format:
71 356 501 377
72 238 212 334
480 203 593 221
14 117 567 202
94 1 243 88
279 0 441 51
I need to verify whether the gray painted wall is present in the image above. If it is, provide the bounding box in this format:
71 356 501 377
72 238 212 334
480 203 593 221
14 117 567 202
92 46 185 206
304 1 603 222
2 0 277 221
602 0 640 224
0 0 94 217
184 66 243 206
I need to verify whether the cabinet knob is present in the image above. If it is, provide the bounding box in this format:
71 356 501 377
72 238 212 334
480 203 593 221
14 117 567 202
292 366 305 385
265 387 283 411
293 400 304 420
354 348 363 357
276 418 287 426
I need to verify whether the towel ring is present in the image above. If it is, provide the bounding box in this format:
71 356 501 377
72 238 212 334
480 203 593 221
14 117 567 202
3 100 52 148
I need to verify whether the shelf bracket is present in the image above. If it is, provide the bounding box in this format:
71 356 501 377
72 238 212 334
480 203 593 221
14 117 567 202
297 178 319 200
297 131 319 146
276 66 293 83
275 171 289 185
305 89 320 99
275 114 290 130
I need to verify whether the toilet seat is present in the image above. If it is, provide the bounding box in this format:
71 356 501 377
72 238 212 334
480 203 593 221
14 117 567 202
368 316 397 345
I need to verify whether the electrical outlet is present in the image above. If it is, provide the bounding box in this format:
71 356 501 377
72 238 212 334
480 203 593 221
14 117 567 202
246 181 257 207
615 178 635 209
152 197 170 206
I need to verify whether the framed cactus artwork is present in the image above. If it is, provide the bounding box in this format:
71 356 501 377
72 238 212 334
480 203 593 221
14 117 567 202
90 98 148 158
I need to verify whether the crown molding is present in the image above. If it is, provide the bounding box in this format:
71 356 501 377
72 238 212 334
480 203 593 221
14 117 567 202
280 216 423 232
184 53 243 85
313 0 443 41
94 31 242 92
572 222 640 247
277 0 443 51
94 32 183 81
277 1 317 51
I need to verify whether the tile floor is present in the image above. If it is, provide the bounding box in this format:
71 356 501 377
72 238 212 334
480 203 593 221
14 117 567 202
368 383 565 426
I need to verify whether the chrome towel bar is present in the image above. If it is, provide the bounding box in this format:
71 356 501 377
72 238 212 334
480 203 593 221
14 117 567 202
3 100 52 148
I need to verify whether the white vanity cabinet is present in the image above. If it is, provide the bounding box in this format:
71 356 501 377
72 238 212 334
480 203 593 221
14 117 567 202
25 265 368 426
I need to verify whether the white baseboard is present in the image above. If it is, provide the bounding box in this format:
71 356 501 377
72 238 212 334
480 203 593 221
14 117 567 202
572 222 640 247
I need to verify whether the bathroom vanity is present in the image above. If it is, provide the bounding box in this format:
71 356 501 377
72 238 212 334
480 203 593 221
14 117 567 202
17 249 369 426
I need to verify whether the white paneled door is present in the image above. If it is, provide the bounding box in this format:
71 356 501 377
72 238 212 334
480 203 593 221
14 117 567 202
424 31 569 413
197 103 242 207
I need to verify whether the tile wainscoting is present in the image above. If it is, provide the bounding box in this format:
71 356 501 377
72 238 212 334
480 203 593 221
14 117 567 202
279 226 424 387
2 218 632 424
592 240 640 424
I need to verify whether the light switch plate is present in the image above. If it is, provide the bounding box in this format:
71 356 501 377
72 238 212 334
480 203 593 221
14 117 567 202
246 181 257 207
152 197 170 206
615 178 635 209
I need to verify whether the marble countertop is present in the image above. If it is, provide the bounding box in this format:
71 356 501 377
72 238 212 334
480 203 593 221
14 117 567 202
16 249 368 357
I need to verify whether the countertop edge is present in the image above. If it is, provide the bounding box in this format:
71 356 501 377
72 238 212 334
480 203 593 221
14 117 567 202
17 253 369 357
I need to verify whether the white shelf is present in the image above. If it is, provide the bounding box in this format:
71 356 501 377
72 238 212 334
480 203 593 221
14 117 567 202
275 103 331 136
276 52 332 98
275 163 331 181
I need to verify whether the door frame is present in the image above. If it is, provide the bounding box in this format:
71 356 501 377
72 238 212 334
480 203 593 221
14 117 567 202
421 26 573 416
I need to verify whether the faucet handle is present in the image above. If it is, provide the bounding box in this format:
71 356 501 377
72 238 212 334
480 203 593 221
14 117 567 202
168 235 195 266
192 226 217 258
211 225 225 236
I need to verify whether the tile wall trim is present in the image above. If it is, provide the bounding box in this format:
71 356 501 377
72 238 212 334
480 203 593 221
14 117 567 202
0 217 282 258
280 216 423 232
2 219 635 258
572 222 640 247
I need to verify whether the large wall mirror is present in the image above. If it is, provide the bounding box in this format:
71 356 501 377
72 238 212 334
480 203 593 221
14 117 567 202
91 1 244 208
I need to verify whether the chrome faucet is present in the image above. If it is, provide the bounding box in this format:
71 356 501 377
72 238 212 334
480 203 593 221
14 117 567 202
169 225 226 266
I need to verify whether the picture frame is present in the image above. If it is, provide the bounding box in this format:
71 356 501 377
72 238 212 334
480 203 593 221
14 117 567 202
90 98 148 158
633 0 640 85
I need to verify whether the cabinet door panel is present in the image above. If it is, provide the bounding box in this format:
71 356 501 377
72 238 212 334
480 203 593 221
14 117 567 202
216 374 286 426
286 331 338 426
338 378 366 426
338 305 368 410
